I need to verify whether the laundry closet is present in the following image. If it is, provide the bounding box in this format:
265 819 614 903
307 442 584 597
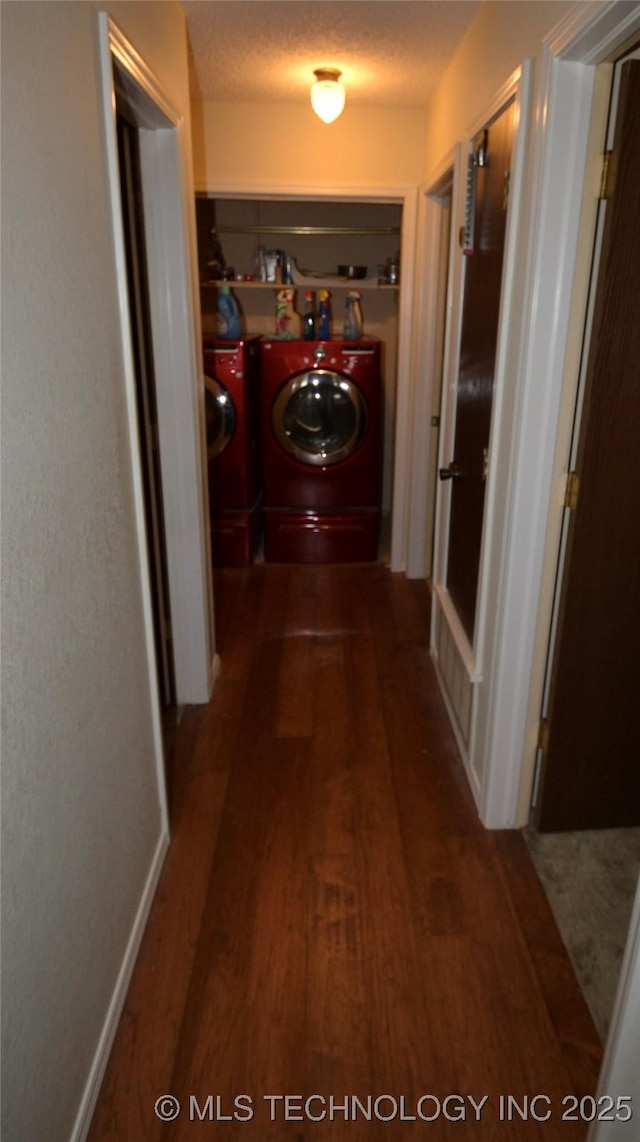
196 195 402 566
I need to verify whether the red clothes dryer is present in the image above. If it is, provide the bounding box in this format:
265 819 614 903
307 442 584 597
203 335 261 566
259 338 382 563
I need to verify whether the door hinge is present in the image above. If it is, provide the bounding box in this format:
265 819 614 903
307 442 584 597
537 718 550 755
503 169 511 211
599 150 617 200
564 471 580 511
529 722 549 815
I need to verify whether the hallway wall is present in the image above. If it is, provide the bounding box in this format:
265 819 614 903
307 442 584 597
192 101 425 189
421 0 574 181
1 3 196 1140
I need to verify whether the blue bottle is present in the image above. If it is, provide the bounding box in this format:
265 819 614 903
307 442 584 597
216 284 242 339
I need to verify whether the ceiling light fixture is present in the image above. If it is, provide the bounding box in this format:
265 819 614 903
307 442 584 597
311 68 345 124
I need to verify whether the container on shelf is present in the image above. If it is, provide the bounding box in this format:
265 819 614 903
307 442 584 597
343 291 363 341
303 291 316 341
216 285 243 339
253 245 267 282
317 290 331 340
275 288 302 339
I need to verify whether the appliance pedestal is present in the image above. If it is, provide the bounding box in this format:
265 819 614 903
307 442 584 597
264 507 379 564
210 496 262 568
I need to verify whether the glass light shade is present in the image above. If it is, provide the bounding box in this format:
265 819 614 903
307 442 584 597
311 69 345 124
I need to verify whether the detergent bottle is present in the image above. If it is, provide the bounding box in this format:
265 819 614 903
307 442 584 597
317 289 331 340
343 290 363 340
216 284 242 339
275 288 302 339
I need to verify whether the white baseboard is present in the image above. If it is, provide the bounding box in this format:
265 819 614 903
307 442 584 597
70 831 169 1141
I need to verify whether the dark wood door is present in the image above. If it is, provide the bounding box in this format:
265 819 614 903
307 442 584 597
536 61 640 832
445 102 515 642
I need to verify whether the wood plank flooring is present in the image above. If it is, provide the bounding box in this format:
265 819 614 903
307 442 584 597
88 565 602 1141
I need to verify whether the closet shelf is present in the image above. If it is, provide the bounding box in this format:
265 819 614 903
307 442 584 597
200 280 399 292
215 225 400 237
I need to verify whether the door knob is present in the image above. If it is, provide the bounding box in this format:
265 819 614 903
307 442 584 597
439 462 461 481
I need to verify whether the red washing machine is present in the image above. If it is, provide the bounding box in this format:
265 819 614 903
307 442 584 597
203 335 262 566
259 338 382 563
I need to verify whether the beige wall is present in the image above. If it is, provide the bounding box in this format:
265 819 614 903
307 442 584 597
421 0 574 180
1 3 193 1139
192 101 425 189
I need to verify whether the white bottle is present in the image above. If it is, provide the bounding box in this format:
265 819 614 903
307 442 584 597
343 291 363 340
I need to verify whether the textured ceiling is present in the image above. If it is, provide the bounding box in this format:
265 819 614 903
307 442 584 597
181 1 482 109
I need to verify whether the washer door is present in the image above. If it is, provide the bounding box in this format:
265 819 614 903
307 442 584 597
204 373 235 460
272 368 367 467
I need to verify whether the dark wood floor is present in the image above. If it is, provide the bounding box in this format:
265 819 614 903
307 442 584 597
88 564 602 1141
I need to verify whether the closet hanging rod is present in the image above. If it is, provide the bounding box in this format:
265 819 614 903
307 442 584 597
215 225 401 236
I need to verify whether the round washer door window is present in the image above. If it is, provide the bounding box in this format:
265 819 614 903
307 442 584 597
204 374 236 460
272 369 367 467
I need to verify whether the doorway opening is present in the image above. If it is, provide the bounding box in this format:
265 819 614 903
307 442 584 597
194 193 405 566
192 182 418 572
406 159 458 584
526 41 640 1052
532 45 640 835
442 100 516 645
98 15 215 832
116 110 176 719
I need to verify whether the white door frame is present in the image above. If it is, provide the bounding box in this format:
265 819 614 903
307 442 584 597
476 0 640 830
406 147 462 580
194 179 418 572
593 873 640 1142
98 17 215 775
424 63 534 794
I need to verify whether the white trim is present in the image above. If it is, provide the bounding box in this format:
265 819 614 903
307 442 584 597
433 584 481 683
589 875 640 1142
390 183 418 571
139 125 213 702
97 14 169 831
430 149 466 617
109 20 180 126
196 178 418 571
547 0 640 62
405 148 458 580
516 56 611 826
465 65 535 808
475 55 597 829
195 178 412 204
430 649 480 803
69 833 169 1142
99 14 214 711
